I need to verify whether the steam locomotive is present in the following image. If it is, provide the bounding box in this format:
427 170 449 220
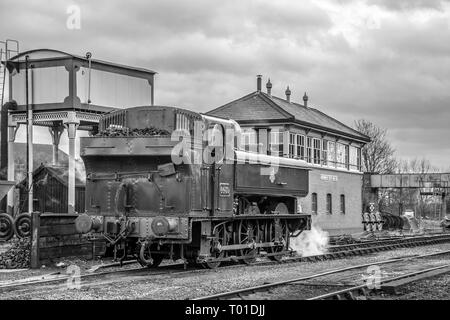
75 106 311 268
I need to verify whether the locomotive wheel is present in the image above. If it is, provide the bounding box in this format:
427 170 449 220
236 220 259 265
0 213 14 241
14 213 32 238
266 219 288 262
203 223 229 269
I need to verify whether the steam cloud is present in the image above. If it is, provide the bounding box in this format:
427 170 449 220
290 224 329 257
75 159 86 184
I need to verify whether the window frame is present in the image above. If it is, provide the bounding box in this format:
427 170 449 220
242 129 257 153
296 134 305 160
269 130 284 157
307 137 312 163
289 133 296 158
322 139 328 166
313 138 321 164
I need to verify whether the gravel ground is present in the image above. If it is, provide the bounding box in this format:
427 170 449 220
1 242 450 300
0 256 142 283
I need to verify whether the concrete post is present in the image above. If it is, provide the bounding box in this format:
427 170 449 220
48 125 64 165
6 124 17 214
64 113 79 214
27 108 33 214
30 211 41 269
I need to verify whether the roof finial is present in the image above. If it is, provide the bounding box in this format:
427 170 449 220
266 78 272 96
285 86 291 103
303 92 308 107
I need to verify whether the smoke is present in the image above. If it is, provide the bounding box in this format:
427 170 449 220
75 159 86 184
290 224 329 257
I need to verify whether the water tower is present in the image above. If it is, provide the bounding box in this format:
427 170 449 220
2 48 156 214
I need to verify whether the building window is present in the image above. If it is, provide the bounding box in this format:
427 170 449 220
313 138 321 164
349 146 360 171
242 129 257 153
327 141 336 167
296 134 305 160
289 133 296 158
336 143 346 169
269 130 284 157
340 194 345 214
311 193 318 214
345 145 349 169
322 140 328 166
357 147 362 171
307 137 312 163
326 193 332 214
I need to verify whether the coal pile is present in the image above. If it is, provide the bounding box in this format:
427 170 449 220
97 125 170 137
0 237 30 269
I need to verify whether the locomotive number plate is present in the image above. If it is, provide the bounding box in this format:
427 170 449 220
219 183 231 197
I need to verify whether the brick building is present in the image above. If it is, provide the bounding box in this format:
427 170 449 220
206 75 371 235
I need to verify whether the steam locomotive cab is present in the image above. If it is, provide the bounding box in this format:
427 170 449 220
75 106 311 268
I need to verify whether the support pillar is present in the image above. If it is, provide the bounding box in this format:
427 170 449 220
48 125 64 165
6 124 18 215
27 108 34 214
64 113 79 214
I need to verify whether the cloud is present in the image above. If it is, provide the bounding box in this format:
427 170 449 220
1 0 450 168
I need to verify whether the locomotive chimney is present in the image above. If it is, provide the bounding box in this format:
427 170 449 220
266 78 272 96
256 75 262 92
303 92 309 107
285 86 291 103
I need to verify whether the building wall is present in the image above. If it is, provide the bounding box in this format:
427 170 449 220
299 166 363 236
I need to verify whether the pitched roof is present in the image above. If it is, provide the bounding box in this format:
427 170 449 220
18 164 85 188
7 49 156 74
207 91 370 143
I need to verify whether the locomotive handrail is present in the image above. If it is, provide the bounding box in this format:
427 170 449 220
87 170 169 181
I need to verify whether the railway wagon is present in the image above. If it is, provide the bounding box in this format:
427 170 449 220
75 106 311 268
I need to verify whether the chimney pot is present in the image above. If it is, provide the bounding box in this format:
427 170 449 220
303 92 309 107
285 86 291 103
256 75 262 92
266 78 272 96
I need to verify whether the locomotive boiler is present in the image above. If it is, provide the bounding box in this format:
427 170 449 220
75 106 311 268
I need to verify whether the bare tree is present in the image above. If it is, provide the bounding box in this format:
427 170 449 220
354 119 397 174
398 157 439 174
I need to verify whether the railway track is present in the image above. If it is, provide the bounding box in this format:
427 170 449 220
193 249 450 300
307 264 450 300
1 233 449 296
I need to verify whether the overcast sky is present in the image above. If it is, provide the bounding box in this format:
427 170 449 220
1 0 450 169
